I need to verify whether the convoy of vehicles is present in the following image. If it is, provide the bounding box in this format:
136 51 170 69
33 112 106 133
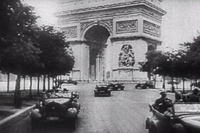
29 80 200 132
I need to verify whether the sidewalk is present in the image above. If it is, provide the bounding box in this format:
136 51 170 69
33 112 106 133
0 91 39 131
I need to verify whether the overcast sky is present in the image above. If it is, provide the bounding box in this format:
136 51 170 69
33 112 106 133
161 0 200 50
25 0 200 50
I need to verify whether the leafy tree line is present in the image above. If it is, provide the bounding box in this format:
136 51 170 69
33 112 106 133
139 35 200 93
0 0 74 107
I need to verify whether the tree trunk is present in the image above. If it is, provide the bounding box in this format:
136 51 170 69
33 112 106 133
147 72 151 80
52 76 55 87
43 75 46 92
14 74 22 108
182 77 185 94
29 76 32 98
162 76 165 90
154 75 156 89
48 75 50 90
171 77 175 92
7 73 10 92
37 76 40 96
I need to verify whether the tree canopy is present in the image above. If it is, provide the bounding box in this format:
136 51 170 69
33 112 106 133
0 1 74 78
34 26 74 77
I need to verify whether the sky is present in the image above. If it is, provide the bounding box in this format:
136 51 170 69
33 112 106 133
22 0 59 26
23 0 200 50
161 0 200 50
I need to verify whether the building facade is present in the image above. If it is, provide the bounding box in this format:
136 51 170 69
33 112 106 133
55 0 166 82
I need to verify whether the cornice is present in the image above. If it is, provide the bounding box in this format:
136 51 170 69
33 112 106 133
66 40 108 47
57 7 162 26
55 0 166 17
110 35 162 43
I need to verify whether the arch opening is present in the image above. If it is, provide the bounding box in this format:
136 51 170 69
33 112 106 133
84 25 110 81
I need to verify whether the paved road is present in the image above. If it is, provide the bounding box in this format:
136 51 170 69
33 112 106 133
3 83 164 133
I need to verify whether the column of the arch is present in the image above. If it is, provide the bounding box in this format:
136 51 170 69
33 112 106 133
99 47 106 81
70 42 89 82
80 42 90 82
131 39 148 81
105 37 112 81
96 54 100 81
110 39 121 81
70 42 82 81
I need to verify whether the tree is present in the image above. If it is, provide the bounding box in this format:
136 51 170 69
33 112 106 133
139 50 178 91
139 51 166 80
0 0 41 108
0 1 75 107
34 26 74 91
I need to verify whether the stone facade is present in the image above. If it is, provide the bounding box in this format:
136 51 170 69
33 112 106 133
56 0 166 82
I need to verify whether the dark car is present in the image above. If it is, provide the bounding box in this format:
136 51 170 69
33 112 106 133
135 81 154 89
94 83 111 97
67 79 78 85
108 82 125 91
57 79 78 86
146 102 200 133
30 89 80 129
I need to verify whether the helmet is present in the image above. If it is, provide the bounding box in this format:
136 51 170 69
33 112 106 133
193 88 199 95
160 91 167 97
175 91 182 100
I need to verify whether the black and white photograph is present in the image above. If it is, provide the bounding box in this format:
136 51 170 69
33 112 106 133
1 0 200 133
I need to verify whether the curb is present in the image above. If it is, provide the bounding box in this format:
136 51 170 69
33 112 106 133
0 105 35 132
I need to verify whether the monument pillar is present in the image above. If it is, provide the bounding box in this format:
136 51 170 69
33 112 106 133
80 43 90 81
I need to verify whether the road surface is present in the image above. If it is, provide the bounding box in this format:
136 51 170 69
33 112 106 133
2 83 164 133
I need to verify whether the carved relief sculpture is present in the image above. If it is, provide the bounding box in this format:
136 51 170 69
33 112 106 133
118 44 135 67
81 21 94 35
143 20 161 37
62 26 78 38
80 19 113 37
116 20 138 34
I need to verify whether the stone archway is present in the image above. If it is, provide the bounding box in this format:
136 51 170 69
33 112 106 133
84 25 110 81
56 0 166 82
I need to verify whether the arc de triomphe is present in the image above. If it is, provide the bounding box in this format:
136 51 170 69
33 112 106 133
55 0 166 82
